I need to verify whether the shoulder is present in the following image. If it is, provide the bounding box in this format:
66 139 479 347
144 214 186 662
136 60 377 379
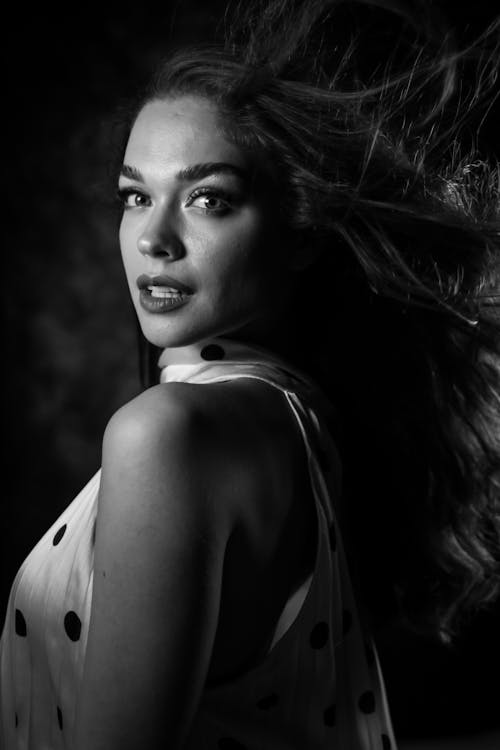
99 378 299 540
104 381 212 448
103 378 285 472
75 383 239 748
100 382 236 536
99 378 289 531
103 381 235 480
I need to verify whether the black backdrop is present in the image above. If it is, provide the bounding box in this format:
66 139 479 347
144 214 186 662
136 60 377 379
3 1 499 743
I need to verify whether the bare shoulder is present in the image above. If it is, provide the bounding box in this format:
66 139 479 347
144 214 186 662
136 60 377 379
104 381 235 474
100 381 240 534
75 382 239 748
101 377 296 532
105 377 283 433
104 377 287 469
100 379 281 524
104 381 214 446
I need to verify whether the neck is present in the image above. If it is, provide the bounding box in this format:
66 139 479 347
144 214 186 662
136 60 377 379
158 284 317 375
224 307 312 374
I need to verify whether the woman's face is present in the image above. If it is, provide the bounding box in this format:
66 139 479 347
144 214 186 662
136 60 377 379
118 95 295 350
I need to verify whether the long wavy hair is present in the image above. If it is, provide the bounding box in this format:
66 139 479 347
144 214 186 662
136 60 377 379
116 0 500 642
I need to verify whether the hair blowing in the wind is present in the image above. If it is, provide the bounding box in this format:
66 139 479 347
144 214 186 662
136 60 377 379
137 0 500 643
1 2 499 749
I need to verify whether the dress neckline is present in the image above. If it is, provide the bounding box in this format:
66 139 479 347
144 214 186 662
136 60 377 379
156 335 338 426
157 336 310 385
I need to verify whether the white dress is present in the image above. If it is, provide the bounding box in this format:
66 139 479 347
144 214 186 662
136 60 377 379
0 336 397 749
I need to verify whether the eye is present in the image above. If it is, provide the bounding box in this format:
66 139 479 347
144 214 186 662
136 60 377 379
116 188 151 209
187 188 233 214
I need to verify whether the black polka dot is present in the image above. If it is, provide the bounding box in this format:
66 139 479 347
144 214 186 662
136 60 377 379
358 690 376 714
15 713 18 728
57 706 63 730
201 344 225 361
328 521 337 551
15 609 27 637
64 611 82 642
381 733 391 750
365 641 375 666
342 609 352 636
217 738 247 750
256 693 279 710
323 703 336 727
91 520 96 546
52 524 67 546
309 621 329 649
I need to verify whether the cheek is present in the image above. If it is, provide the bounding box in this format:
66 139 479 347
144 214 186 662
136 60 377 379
118 221 128 263
206 211 275 282
203 235 275 308
119 215 134 250
119 221 139 278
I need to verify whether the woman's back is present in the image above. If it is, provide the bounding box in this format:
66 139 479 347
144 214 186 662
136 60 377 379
200 376 318 684
155 340 395 749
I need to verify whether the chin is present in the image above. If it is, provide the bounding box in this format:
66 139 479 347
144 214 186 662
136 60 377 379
138 314 211 350
140 325 190 350
136 300 260 350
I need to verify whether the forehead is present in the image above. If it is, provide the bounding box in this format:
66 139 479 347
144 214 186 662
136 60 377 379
124 96 247 173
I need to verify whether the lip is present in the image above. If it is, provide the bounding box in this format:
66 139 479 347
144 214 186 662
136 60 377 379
136 273 194 294
139 289 190 314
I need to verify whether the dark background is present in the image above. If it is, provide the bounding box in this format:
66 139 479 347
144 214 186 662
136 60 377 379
3 1 499 744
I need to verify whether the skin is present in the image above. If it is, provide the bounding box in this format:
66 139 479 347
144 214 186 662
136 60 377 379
118 95 304 353
70 92 488 750
71 96 318 750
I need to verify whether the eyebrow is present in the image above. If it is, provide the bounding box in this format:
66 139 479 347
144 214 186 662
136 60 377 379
119 162 249 183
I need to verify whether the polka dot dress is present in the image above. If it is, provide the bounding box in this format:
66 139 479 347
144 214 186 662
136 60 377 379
0 337 397 749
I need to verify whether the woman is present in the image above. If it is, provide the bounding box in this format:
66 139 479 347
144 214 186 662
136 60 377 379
1 1 499 748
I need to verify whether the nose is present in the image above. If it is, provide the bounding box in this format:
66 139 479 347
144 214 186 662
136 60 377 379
137 208 184 260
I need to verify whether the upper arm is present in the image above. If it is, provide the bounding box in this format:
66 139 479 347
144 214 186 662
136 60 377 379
72 384 232 750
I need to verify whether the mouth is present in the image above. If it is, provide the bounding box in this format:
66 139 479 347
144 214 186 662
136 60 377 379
138 287 191 314
136 273 194 295
146 286 188 299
